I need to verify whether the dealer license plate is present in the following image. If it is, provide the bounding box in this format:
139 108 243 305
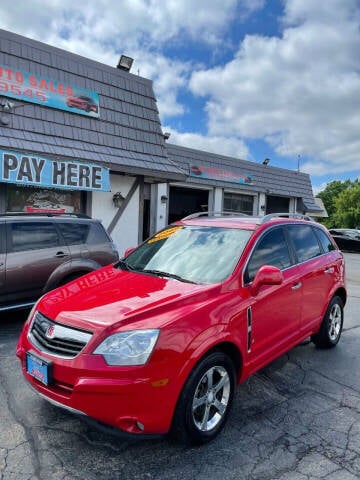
26 352 53 385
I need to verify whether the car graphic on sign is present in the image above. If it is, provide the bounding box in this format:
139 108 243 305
66 95 98 113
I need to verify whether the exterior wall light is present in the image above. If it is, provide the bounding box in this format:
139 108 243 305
117 55 134 72
262 158 270 165
112 192 125 208
1 99 14 111
160 195 168 204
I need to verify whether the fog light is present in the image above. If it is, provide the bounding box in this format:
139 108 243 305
116 417 145 433
136 421 144 431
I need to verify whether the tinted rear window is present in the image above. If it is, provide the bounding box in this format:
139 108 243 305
287 224 321 262
87 223 111 245
314 228 336 253
10 222 60 252
58 222 110 245
0 223 5 254
58 222 90 245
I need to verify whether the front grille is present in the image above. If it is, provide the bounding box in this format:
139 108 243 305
29 311 92 358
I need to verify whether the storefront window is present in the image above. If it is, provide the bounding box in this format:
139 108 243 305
6 185 82 214
223 192 254 215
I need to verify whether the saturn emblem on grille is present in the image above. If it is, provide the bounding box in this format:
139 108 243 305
46 325 55 339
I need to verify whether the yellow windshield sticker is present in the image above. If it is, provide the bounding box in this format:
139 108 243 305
148 226 182 243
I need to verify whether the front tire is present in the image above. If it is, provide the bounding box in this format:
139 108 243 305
170 351 236 445
311 296 344 349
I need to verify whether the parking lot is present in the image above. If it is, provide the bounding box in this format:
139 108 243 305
1 252 360 480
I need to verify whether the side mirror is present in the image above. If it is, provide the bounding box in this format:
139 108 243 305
124 247 136 257
250 265 283 296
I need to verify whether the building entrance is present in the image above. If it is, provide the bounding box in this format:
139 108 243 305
168 186 209 223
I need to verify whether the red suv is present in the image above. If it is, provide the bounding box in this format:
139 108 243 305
17 213 346 444
66 95 98 113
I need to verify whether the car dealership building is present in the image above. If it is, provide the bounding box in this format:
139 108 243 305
0 29 322 255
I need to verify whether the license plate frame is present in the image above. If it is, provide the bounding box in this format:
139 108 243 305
26 351 53 386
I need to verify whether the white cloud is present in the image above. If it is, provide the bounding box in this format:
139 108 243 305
3 0 359 182
0 0 260 123
0 0 242 51
189 0 360 176
163 127 251 160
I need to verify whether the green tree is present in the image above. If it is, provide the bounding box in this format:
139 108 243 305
317 180 352 217
333 184 360 228
316 179 359 227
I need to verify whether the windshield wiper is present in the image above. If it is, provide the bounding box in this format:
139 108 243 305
141 269 196 284
116 259 137 271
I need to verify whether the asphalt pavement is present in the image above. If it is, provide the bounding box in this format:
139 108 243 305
0 253 359 480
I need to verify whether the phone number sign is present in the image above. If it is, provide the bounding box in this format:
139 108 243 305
0 64 99 117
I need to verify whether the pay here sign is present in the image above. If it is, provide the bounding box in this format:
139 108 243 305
0 150 110 192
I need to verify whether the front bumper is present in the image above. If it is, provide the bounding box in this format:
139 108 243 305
16 331 177 435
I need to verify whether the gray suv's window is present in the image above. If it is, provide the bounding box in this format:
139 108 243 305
244 227 292 283
58 222 110 245
287 224 321 262
58 222 90 245
10 222 60 252
87 223 111 244
0 223 5 254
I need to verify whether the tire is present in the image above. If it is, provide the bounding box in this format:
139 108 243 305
311 296 344 349
170 351 236 445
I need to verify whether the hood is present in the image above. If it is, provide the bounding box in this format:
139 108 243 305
38 265 216 332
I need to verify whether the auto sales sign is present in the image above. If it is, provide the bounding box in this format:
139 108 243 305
0 150 110 191
0 64 99 117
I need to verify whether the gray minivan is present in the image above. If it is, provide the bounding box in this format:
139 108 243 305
0 213 119 311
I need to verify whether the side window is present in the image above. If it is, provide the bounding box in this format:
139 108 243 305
244 228 292 284
58 222 90 245
314 228 336 253
10 222 60 253
87 223 111 245
0 223 5 254
287 224 321 263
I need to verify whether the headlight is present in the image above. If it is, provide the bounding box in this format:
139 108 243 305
93 329 160 366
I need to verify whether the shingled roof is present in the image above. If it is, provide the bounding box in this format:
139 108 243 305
166 143 322 213
0 29 186 181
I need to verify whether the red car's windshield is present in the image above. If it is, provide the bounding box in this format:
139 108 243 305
119 225 252 284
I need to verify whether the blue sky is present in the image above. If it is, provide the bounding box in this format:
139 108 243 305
1 0 360 193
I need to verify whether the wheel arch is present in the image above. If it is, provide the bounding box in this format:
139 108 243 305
170 338 244 420
169 342 242 443
334 287 347 307
180 337 244 388
203 341 243 380
43 258 101 292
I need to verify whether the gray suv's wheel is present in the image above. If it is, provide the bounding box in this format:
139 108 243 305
311 296 344 348
170 351 236 445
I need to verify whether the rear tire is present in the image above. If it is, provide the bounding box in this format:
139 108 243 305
311 296 343 349
170 351 236 445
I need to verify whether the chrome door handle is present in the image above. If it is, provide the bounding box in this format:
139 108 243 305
291 282 302 290
324 267 334 274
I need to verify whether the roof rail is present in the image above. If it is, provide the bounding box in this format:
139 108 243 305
181 211 250 221
260 213 314 224
0 212 91 219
